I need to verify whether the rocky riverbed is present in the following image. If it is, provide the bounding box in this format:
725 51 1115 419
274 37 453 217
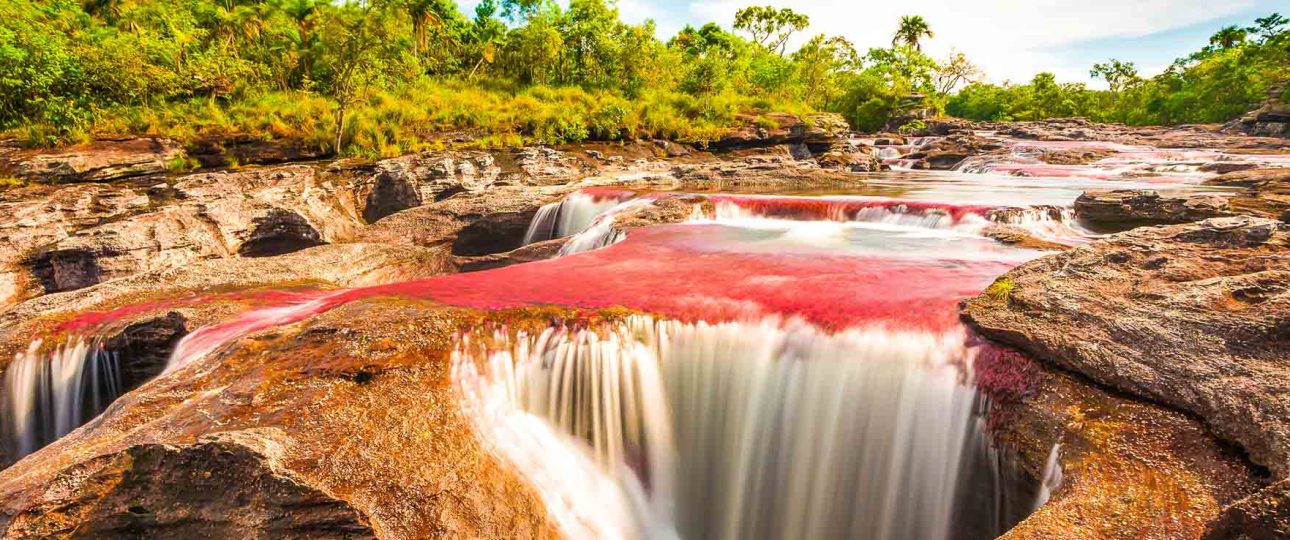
0 115 1288 539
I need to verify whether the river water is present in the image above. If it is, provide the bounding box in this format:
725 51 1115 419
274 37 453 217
4 134 1287 538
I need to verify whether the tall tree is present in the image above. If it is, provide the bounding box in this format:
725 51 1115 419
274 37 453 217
892 15 933 51
934 51 981 94
1089 59 1138 93
733 5 809 55
1209 25 1247 49
1248 13 1287 42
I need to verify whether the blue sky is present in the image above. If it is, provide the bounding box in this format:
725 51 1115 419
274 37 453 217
457 0 1285 86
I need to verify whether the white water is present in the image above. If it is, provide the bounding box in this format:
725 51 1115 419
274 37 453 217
524 192 629 245
454 316 1014 540
558 198 656 256
3 338 122 458
1033 444 1064 509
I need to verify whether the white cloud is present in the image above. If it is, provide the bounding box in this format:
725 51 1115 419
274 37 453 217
676 0 1259 83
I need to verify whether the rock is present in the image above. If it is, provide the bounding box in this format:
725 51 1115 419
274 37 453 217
1207 168 1290 221
11 138 185 183
815 141 882 172
17 165 365 294
962 217 1290 480
1 430 376 539
1074 189 1233 229
512 147 589 186
351 152 501 222
906 134 1004 170
1206 479 1290 540
357 186 570 256
187 136 330 168
652 139 692 157
710 113 850 151
1034 147 1114 165
0 301 562 538
0 184 151 307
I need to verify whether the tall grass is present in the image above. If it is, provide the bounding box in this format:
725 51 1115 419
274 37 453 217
15 78 815 156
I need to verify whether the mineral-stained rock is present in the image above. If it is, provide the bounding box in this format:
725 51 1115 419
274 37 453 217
1206 479 1290 540
0 184 151 306
1074 189 1233 229
357 186 570 255
962 217 1290 479
710 112 850 152
2 430 376 539
906 134 1005 170
0 301 561 538
1208 167 1290 221
12 138 185 183
349 152 502 222
511 147 591 186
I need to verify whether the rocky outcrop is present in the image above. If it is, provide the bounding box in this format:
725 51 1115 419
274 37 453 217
710 112 850 152
815 140 883 172
906 134 1005 170
357 186 570 255
0 184 151 306
350 152 502 222
1074 189 1233 229
2 430 375 539
1208 167 1290 221
0 302 563 538
963 217 1290 476
9 138 185 183
1224 83 1290 138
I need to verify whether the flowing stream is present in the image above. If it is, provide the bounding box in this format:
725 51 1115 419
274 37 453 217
3 133 1286 536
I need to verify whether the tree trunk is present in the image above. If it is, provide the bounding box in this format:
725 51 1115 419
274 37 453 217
333 104 346 156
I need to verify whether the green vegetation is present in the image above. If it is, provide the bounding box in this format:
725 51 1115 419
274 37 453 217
0 0 956 154
948 14 1289 124
986 277 1015 302
0 2 1285 156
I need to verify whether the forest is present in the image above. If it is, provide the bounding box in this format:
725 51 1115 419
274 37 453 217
1 0 1286 156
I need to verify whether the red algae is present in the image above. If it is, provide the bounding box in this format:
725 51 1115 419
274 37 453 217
170 222 1027 368
707 194 994 223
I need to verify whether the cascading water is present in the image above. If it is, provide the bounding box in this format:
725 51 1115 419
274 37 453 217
453 316 1037 540
2 338 122 459
523 190 634 245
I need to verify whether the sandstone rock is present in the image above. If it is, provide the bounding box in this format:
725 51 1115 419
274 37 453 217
1074 189 1233 229
963 217 1290 480
0 301 562 538
906 134 1005 170
351 152 502 222
710 112 850 151
1207 168 1290 221
187 136 330 168
12 139 184 183
2 430 376 539
1205 479 1290 540
0 184 151 306
815 141 883 172
511 147 589 186
357 186 570 256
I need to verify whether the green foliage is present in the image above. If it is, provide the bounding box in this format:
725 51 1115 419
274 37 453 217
986 277 1015 302
949 13 1289 126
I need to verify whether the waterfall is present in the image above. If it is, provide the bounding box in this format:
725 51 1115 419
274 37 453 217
523 202 562 244
524 191 633 245
454 316 1036 540
1033 444 1064 509
3 337 122 459
558 198 655 256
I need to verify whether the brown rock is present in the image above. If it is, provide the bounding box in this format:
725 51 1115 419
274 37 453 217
1074 189 1233 229
12 138 184 183
349 152 502 222
962 217 1290 480
906 134 1005 170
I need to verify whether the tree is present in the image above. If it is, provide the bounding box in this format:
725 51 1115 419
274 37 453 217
1248 13 1287 42
893 15 933 51
316 3 388 153
1209 25 1247 49
399 0 444 56
934 51 980 94
733 5 808 55
1090 59 1139 93
793 34 858 106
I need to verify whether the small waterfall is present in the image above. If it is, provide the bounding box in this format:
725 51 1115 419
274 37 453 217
3 338 122 459
522 202 562 244
986 206 1093 243
523 191 634 245
558 198 655 256
1033 444 1064 509
703 197 994 232
454 316 1039 540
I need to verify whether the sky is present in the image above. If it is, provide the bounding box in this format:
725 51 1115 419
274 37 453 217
457 0 1285 87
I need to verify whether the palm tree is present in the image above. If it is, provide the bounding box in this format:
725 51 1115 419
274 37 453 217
403 0 444 57
893 15 934 51
1209 25 1247 49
